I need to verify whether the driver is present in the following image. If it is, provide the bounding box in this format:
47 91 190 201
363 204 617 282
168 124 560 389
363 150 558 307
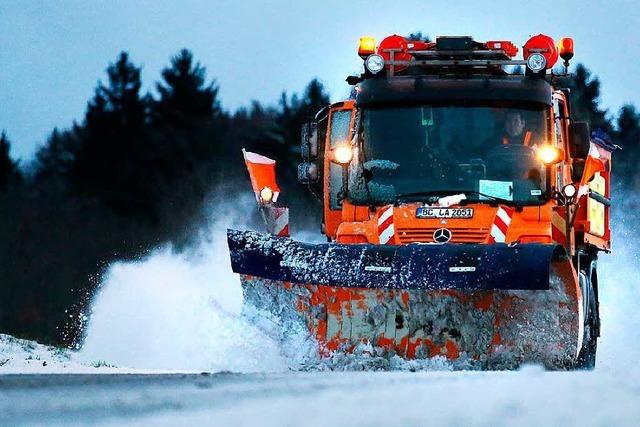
502 112 533 146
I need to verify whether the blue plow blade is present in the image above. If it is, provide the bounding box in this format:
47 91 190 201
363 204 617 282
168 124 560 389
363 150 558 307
227 229 567 291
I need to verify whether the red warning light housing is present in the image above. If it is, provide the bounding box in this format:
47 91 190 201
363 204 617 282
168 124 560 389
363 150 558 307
523 34 559 69
486 40 518 58
377 35 413 72
558 37 574 62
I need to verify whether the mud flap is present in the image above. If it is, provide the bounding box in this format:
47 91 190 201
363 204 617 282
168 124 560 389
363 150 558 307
228 229 566 291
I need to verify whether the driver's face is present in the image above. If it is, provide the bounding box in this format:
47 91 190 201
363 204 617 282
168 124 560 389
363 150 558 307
505 114 525 137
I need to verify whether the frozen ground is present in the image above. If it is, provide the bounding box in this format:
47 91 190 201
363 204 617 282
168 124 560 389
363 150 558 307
1 201 639 425
1 368 639 427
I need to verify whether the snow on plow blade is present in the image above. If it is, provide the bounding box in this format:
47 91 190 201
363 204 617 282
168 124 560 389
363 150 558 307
228 229 581 369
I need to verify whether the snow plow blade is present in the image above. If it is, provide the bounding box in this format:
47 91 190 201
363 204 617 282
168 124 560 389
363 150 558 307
228 229 581 369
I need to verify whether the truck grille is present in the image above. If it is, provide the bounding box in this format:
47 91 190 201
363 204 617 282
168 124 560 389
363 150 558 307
397 228 489 244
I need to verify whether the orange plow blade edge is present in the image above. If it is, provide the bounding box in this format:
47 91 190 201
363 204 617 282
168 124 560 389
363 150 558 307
229 230 582 369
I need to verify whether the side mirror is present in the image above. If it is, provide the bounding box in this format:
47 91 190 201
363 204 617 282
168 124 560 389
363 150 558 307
569 121 590 159
301 122 318 160
298 162 318 184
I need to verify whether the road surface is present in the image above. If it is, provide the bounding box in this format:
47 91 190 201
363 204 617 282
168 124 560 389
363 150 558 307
1 369 639 426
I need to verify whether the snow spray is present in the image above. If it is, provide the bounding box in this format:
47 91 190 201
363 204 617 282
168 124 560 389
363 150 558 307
597 192 640 372
80 191 640 372
79 196 301 372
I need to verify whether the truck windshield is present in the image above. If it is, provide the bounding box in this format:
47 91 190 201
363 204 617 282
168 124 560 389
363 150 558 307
348 104 551 206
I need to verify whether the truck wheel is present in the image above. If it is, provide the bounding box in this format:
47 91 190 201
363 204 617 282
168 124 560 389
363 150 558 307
575 267 598 370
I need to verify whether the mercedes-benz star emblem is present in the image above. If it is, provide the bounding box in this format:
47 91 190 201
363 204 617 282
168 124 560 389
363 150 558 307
433 228 452 243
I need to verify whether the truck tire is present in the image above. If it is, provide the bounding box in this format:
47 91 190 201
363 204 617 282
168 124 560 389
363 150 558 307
575 266 598 370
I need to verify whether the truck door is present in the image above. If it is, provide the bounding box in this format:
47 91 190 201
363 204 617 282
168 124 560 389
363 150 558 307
324 102 355 238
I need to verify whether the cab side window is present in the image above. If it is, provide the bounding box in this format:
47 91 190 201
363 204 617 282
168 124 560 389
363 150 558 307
329 110 352 209
312 112 329 199
553 98 568 148
553 97 568 188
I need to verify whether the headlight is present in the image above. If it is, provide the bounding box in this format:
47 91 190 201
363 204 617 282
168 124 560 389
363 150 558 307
260 186 274 203
527 53 547 72
562 183 577 198
332 145 353 164
538 145 563 164
365 54 385 74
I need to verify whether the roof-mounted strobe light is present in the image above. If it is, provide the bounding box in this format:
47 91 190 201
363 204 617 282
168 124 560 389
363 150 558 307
377 35 413 74
365 54 385 74
558 37 574 67
358 36 376 58
523 34 558 74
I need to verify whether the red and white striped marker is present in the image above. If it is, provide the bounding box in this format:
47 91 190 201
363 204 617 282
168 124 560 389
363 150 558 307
378 206 395 244
260 205 289 237
272 206 289 237
489 205 514 243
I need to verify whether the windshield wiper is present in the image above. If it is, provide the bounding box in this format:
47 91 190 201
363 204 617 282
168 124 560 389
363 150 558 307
395 190 464 203
395 190 522 206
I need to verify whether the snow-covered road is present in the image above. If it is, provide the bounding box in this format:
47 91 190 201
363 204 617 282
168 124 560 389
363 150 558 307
1 369 639 426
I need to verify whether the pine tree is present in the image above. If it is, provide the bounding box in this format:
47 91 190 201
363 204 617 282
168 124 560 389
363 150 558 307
69 51 152 216
407 32 431 42
0 131 20 189
154 49 220 124
33 127 78 188
563 64 612 133
615 104 640 182
151 49 223 179
143 49 231 240
90 52 146 128
278 78 330 148
616 105 640 147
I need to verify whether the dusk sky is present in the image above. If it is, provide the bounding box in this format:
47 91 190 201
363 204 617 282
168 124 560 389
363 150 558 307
2 0 638 159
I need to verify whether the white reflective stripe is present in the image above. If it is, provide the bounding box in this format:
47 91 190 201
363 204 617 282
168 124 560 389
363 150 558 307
364 265 392 273
273 191 280 203
242 148 275 164
496 207 512 225
449 266 476 272
379 224 395 244
490 224 506 242
378 206 393 225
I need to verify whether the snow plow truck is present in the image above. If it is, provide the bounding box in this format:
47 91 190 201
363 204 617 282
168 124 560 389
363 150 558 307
227 34 616 369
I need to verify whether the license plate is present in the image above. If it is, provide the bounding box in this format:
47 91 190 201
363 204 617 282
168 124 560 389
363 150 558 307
416 207 474 219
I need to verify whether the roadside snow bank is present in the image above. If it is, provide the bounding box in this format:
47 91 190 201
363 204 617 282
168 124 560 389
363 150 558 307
0 334 125 374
